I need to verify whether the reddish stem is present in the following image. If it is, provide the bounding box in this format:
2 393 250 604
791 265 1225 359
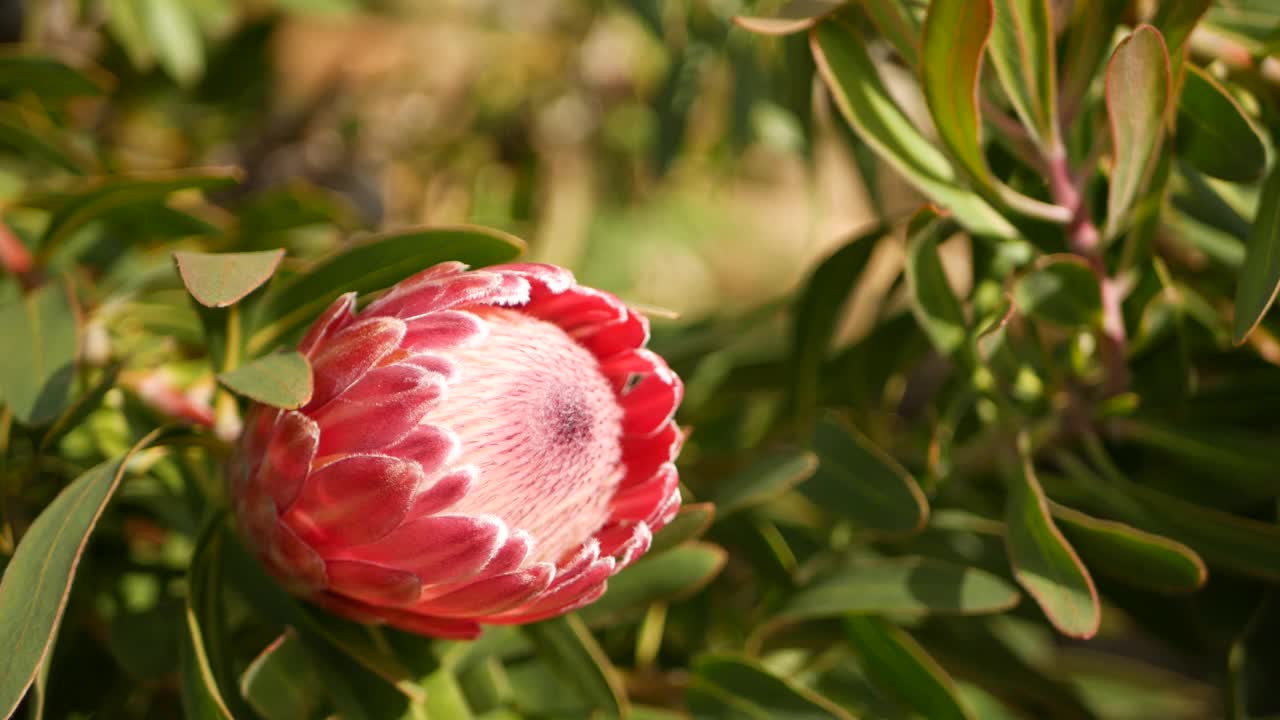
1046 152 1129 394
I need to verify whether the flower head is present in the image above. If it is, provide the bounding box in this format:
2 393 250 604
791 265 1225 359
232 262 683 638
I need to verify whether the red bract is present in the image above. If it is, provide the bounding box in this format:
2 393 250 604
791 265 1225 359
231 262 683 638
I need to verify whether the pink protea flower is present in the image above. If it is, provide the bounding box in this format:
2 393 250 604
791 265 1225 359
232 262 683 638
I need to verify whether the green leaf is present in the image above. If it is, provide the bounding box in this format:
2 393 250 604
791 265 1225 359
649 502 716 556
733 0 845 36
777 556 1021 622
422 668 476 720
0 428 173 719
249 225 525 353
0 113 87 173
1049 503 1207 594
28 168 241 261
1004 440 1100 638
140 0 204 86
810 18 1017 239
0 279 79 426
1112 481 1280 582
905 208 969 360
1013 255 1103 327
1059 0 1127 122
807 416 928 535
1152 0 1212 67
239 634 327 720
523 614 628 718
581 542 727 624
1104 26 1172 238
688 654 854 719
39 361 120 452
1176 65 1268 183
920 0 1067 222
0 54 107 97
1107 417 1278 498
789 225 883 421
1233 153 1280 343
863 0 921 69
217 351 312 409
988 0 1059 149
844 616 972 720
175 249 285 308
181 519 238 720
713 449 818 516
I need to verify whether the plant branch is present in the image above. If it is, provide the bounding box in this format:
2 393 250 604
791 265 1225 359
1046 151 1129 395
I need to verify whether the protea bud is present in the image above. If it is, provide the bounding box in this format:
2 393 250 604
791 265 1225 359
232 262 683 638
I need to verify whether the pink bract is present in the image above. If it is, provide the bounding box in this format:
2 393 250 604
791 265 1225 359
231 262 683 637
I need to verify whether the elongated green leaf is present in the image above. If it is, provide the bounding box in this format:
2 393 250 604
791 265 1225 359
181 519 238 720
864 0 921 69
905 208 968 359
217 351 312 409
920 0 1067 221
29 168 241 260
1004 442 1100 638
988 0 1058 149
523 615 628 717
40 362 120 452
422 668 475 720
1013 255 1103 327
1152 0 1212 73
1176 65 1267 183
1233 153 1280 343
1105 26 1172 238
0 428 174 718
713 449 818 516
0 279 79 425
734 0 845 36
240 634 327 720
583 543 726 624
778 556 1020 622
790 226 883 420
140 0 204 86
0 114 86 173
810 19 1016 239
0 54 107 97
1107 417 1278 499
1059 0 1126 121
844 616 972 720
807 416 928 535
1050 503 1206 593
175 249 284 308
688 655 854 720
249 225 525 353
649 502 715 556
1114 482 1280 581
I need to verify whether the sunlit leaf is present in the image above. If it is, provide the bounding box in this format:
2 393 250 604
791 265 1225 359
0 279 79 426
217 351 312 409
175 249 285 308
988 0 1058 150
1104 26 1172 238
920 0 1067 222
844 616 972 720
1005 439 1100 638
777 556 1020 622
810 18 1017 239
